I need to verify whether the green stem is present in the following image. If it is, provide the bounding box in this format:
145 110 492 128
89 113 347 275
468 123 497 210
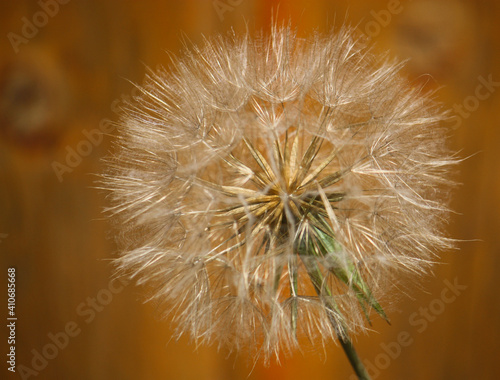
336 331 371 380
299 254 371 379
295 218 373 379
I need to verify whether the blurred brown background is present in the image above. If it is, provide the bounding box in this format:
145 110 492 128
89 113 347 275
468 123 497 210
0 0 498 379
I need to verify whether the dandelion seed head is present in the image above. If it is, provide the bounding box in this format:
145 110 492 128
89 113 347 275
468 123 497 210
104 24 456 361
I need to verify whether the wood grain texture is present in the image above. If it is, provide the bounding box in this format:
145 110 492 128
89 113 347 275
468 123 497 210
0 0 498 379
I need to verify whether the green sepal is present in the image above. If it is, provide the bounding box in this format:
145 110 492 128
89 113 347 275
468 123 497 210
298 215 390 325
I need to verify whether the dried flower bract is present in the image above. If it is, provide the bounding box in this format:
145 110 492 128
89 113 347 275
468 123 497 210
104 24 456 361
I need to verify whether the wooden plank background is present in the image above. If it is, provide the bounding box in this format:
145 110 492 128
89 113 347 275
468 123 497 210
0 0 498 379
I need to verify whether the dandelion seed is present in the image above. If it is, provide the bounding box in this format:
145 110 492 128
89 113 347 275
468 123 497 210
103 23 456 378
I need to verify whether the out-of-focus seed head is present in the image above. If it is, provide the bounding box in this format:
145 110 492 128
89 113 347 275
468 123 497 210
103 24 456 362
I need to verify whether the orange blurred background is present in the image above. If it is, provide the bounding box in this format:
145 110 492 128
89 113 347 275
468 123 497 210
1 0 499 379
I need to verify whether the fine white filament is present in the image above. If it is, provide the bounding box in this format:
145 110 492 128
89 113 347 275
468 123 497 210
104 24 456 362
